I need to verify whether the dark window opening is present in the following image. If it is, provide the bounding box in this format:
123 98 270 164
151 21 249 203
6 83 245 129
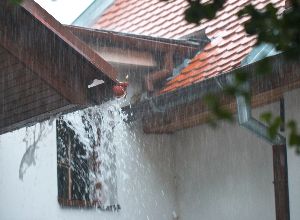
56 117 120 211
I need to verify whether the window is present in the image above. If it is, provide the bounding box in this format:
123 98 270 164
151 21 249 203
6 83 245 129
56 109 120 211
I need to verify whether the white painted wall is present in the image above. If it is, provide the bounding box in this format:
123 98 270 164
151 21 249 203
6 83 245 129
173 106 277 220
0 122 176 220
1 89 299 220
172 89 300 220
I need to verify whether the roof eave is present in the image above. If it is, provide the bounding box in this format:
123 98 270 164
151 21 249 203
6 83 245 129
22 0 118 83
124 53 300 132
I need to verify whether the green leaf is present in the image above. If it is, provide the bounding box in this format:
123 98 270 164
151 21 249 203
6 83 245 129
268 117 282 139
260 112 272 124
184 0 225 23
9 0 23 5
287 120 300 154
234 71 248 84
203 93 234 122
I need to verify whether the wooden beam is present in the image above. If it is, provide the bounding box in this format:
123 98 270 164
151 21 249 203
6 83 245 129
273 145 290 220
66 25 199 57
21 0 117 82
0 51 18 67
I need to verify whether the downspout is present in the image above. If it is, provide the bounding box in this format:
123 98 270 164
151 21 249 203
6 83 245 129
227 75 289 220
234 3 291 144
144 30 209 94
227 74 286 145
236 93 286 144
144 51 173 93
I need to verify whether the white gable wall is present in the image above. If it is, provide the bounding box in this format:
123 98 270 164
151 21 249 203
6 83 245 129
0 123 177 220
173 106 277 220
172 88 300 220
0 89 300 220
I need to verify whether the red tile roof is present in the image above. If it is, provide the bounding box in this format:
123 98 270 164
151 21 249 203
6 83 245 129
94 0 286 94
93 0 203 39
159 0 285 93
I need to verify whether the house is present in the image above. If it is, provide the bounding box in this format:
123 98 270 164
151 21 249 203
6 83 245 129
0 0 300 220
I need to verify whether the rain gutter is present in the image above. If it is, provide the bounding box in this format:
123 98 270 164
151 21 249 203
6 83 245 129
123 51 290 220
144 51 174 93
123 63 229 119
124 52 286 145
124 70 227 118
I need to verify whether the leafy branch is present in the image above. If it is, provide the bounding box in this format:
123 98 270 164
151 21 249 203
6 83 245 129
260 113 300 154
165 0 300 153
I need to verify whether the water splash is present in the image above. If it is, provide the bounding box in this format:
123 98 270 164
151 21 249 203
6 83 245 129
19 122 53 180
60 100 128 208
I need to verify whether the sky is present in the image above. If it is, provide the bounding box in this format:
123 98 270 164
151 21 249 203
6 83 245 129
34 0 94 24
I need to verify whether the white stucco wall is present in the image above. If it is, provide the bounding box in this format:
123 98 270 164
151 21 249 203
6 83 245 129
0 89 299 220
0 122 176 220
173 107 277 220
172 88 300 220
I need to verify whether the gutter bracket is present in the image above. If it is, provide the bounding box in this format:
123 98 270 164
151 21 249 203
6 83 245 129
227 75 286 145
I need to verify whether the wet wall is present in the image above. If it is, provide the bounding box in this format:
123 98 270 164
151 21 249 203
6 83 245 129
0 122 176 220
0 89 299 220
173 88 300 220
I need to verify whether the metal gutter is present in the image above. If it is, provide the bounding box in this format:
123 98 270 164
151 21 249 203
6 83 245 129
123 63 230 121
123 52 297 135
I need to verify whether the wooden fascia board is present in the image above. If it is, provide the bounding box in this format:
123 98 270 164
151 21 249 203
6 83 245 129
66 26 199 58
143 85 291 133
145 51 174 92
22 0 117 82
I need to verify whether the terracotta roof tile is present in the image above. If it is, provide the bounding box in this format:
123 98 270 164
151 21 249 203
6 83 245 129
160 0 285 93
94 0 201 39
94 0 285 94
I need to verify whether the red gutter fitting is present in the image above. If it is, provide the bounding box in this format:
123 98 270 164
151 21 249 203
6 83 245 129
113 82 129 98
